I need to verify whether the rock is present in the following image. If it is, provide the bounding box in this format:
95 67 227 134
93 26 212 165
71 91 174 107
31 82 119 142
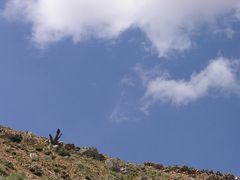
30 153 39 161
52 145 59 150
79 147 105 161
120 167 128 174
105 158 121 172
64 143 75 150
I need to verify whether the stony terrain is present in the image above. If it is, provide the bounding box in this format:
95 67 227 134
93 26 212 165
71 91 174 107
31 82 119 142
0 125 237 180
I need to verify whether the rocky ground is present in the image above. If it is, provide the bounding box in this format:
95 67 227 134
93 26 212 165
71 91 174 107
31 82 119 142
0 125 238 180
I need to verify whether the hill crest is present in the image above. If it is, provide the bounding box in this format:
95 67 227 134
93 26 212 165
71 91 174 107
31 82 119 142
0 125 237 180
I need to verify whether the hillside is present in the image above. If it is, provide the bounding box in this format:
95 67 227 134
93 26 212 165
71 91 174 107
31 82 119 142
0 125 237 180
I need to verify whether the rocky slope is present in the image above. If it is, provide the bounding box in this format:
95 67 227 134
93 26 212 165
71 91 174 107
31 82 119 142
0 125 237 180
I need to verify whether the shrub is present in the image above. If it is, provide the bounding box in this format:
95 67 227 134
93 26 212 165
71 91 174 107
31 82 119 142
51 155 57 160
4 162 15 170
61 171 70 180
57 149 70 157
9 135 22 143
174 165 196 174
216 171 223 176
29 166 43 177
44 151 52 156
35 146 43 152
144 162 163 170
0 168 8 176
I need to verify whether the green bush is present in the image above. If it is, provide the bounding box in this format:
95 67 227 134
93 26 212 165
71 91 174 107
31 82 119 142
57 149 70 157
9 135 22 143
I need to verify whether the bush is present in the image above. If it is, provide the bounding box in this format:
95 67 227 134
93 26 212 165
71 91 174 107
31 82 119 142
9 135 22 143
29 166 43 177
61 171 70 180
44 151 52 155
144 162 163 170
4 162 15 170
0 168 8 176
57 149 70 157
35 146 43 152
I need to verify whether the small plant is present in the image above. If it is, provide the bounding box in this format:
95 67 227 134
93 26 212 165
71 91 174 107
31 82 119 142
11 151 17 156
29 166 43 177
4 161 15 170
216 171 223 176
57 149 70 157
176 165 196 174
0 168 8 176
61 171 70 180
49 129 62 145
35 146 43 152
44 150 52 155
53 168 60 173
51 155 57 160
201 169 214 174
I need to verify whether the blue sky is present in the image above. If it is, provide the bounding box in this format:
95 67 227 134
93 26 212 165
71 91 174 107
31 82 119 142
0 0 240 176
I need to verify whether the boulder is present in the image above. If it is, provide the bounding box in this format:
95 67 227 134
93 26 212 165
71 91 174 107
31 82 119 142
30 153 39 161
120 167 128 174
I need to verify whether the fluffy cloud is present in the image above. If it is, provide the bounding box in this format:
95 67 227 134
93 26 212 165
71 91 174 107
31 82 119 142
2 0 240 56
138 58 240 108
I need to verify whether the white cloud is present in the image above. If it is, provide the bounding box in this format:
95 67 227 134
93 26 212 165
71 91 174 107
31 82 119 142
109 86 142 123
138 58 240 109
2 0 240 56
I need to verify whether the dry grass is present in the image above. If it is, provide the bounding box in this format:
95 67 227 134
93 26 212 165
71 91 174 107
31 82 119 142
0 125 235 180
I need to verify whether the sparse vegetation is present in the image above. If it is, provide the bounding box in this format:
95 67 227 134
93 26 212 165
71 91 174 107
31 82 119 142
0 125 236 180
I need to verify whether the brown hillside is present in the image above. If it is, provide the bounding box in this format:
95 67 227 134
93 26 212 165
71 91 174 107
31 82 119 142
0 125 237 180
